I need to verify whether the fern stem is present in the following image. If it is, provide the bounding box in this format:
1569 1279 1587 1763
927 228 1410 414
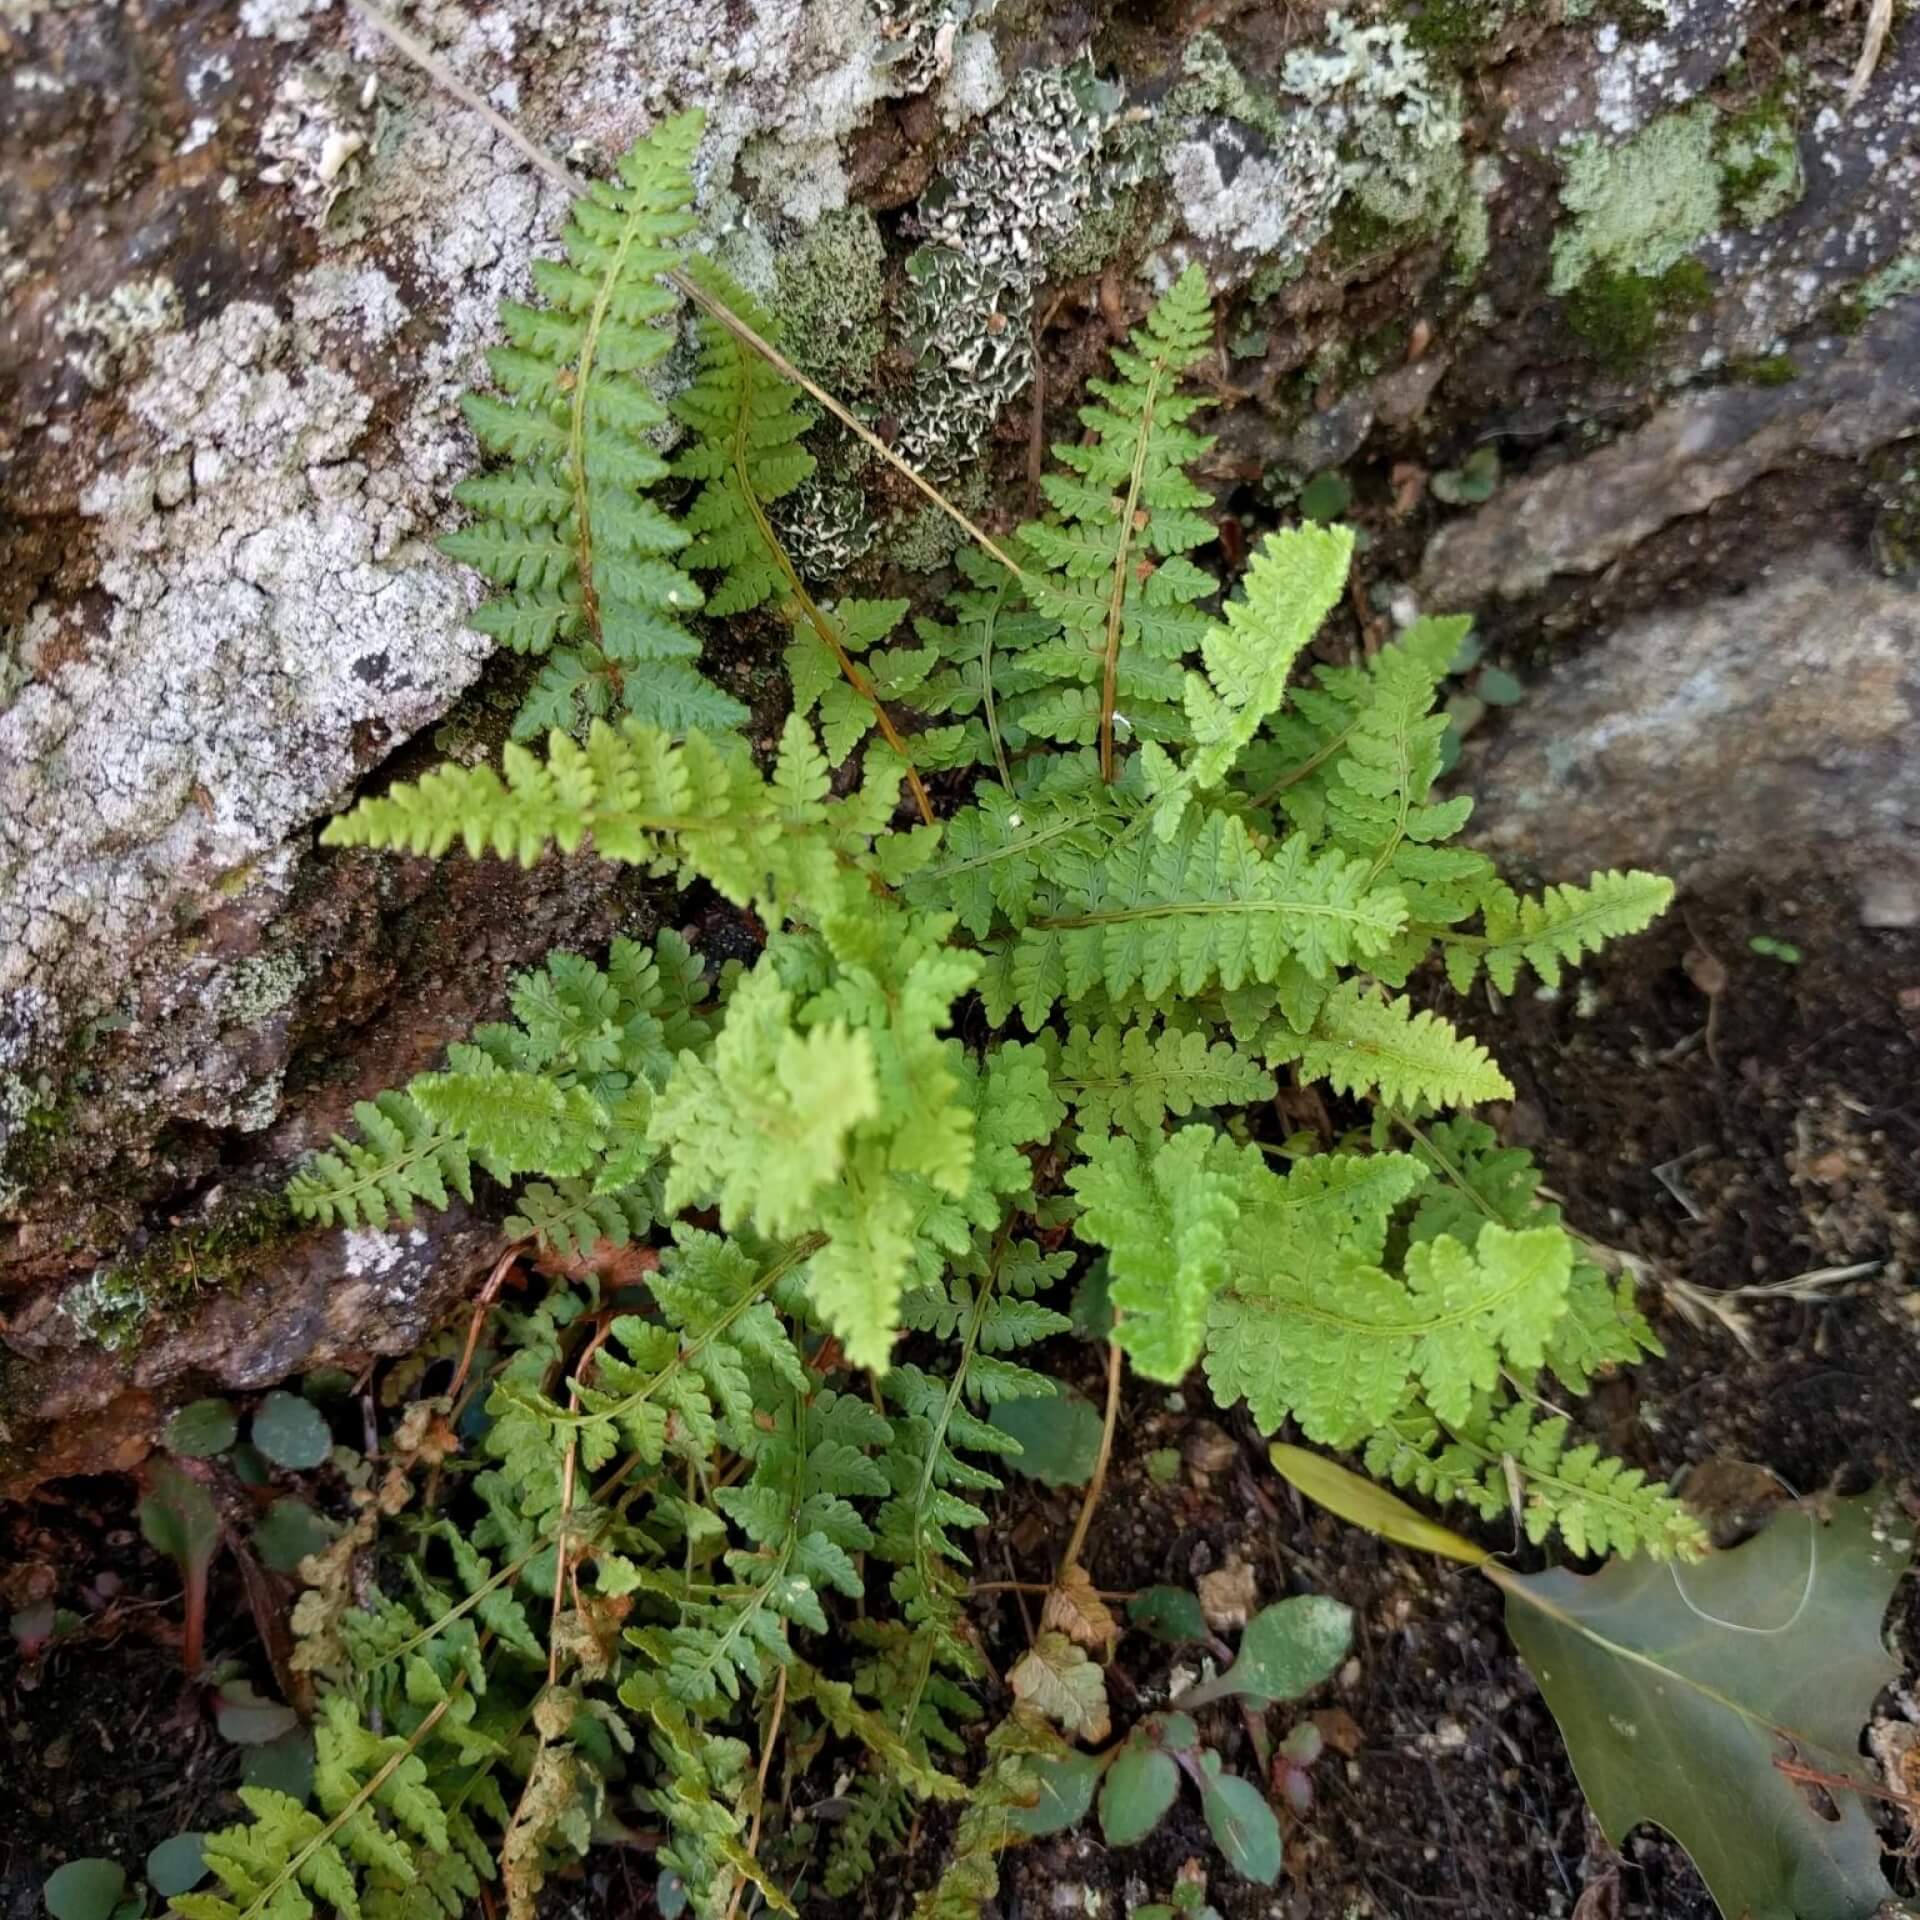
724 1663 789 1920
976 571 1016 793
728 424 936 827
1057 1336 1123 1581
1097 357 1168 784
1242 717 1362 814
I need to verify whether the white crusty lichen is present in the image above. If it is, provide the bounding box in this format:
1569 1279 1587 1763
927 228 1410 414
53 275 184 391
1280 13 1467 231
897 60 1140 475
258 57 381 223
0 292 487 1089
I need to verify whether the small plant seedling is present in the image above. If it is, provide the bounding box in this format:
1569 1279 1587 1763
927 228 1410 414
1431 444 1501 505
1021 1596 1352 1883
137 1458 221 1677
1749 933 1803 965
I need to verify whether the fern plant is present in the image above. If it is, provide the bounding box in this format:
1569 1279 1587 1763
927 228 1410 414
234 107 1703 1920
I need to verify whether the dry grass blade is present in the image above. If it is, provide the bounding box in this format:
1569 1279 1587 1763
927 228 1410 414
1846 0 1894 106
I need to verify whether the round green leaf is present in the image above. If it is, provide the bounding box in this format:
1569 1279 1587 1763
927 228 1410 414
1474 665 1524 707
137 1461 221 1573
1007 1751 1102 1838
1068 1260 1114 1340
165 1399 237 1459
254 1498 335 1575
1127 1585 1210 1645
144 1835 208 1899
1200 1773 1282 1885
214 1682 299 1746
1098 1741 1179 1848
251 1391 331 1471
1298 470 1352 523
241 1727 315 1803
988 1389 1103 1489
43 1860 126 1920
1177 1594 1351 1709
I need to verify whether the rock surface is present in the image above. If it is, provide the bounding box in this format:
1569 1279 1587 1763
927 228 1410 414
5 0 1920 1470
1462 545 1920 912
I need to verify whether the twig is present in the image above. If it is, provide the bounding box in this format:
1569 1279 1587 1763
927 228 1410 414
1846 0 1894 106
1058 1337 1124 1581
724 1663 789 1920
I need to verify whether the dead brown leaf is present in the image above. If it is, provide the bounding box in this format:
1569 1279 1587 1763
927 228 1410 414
1198 1557 1258 1631
1846 0 1894 106
1042 1562 1119 1653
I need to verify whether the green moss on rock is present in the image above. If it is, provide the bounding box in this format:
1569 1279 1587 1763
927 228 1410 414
1564 257 1712 368
1550 106 1724 295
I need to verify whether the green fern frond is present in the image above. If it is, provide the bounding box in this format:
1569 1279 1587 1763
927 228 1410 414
1205 1219 1572 1447
1070 1127 1260 1382
440 110 745 738
1010 263 1218 772
1363 1402 1706 1559
991 810 1409 1030
1047 1019 1271 1138
672 257 816 616
287 1090 473 1230
1442 869 1677 992
1269 979 1514 1108
1144 522 1354 839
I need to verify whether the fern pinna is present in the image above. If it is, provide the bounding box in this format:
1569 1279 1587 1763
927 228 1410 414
239 108 1695 1920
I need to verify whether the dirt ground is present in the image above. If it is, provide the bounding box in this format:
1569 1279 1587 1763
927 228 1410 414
4 872 1916 1920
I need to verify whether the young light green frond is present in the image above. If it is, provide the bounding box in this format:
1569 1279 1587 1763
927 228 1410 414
651 965 879 1241
287 1090 473 1230
1270 980 1514 1108
322 718 883 922
1205 1220 1572 1447
1069 1127 1261 1381
1048 1020 1271 1138
437 110 743 738
1443 869 1676 993
995 812 1408 1028
1146 522 1354 838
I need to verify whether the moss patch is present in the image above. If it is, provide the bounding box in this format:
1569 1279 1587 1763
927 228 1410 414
1563 257 1712 368
57 1190 298 1353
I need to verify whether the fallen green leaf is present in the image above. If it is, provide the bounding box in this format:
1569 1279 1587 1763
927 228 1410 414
1504 1491 1912 1920
1269 1443 1492 1565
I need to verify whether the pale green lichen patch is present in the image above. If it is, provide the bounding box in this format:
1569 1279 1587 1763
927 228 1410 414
219 951 305 1027
772 206 889 393
1550 105 1723 295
